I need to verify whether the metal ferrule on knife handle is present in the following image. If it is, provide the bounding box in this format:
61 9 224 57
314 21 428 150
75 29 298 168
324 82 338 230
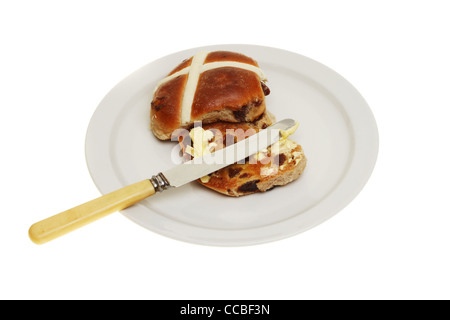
150 173 171 192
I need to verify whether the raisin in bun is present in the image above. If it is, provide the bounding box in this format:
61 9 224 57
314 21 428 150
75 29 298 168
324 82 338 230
150 51 270 140
202 141 306 197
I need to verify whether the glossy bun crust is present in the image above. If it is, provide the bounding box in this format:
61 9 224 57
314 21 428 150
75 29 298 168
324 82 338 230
150 51 270 140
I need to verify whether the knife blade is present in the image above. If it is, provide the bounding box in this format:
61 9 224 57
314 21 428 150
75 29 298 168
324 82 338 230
158 118 296 189
29 119 297 244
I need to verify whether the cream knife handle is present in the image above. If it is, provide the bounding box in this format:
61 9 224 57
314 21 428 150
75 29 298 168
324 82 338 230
29 179 155 245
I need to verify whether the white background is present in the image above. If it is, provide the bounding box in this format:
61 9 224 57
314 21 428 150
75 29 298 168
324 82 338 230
1 0 449 300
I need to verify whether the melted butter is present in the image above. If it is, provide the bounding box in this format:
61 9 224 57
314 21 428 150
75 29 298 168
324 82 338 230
270 138 297 155
186 126 215 183
187 126 215 158
270 120 300 156
280 121 299 140
200 175 212 183
265 120 303 173
254 148 268 161
260 166 278 177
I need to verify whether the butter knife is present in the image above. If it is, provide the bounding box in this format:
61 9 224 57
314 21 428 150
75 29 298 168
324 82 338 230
29 119 297 244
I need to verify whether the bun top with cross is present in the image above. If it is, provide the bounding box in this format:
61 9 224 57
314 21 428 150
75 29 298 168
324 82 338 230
150 51 270 140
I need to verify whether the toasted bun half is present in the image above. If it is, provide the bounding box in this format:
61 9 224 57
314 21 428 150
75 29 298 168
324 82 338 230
199 140 306 197
176 114 307 197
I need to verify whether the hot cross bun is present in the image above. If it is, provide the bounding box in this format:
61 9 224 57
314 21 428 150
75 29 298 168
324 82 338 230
150 51 270 140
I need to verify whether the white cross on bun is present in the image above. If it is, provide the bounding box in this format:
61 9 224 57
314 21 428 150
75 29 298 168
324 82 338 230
150 51 270 140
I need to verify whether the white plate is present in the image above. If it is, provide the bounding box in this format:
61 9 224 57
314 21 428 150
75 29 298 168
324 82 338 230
85 44 379 246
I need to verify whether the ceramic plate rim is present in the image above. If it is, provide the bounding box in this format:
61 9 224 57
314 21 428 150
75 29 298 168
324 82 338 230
85 44 379 246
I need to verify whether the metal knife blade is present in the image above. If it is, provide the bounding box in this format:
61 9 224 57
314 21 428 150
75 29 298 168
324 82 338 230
155 119 297 190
